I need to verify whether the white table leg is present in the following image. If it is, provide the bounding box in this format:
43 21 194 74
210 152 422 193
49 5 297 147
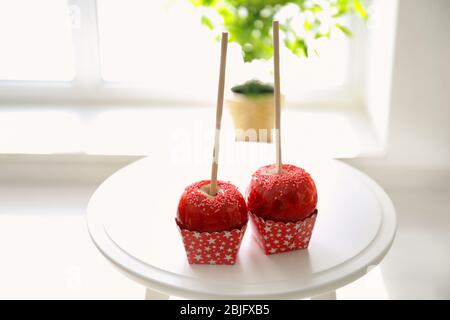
145 288 170 300
311 290 337 300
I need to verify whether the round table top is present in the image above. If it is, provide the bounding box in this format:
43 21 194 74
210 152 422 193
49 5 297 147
87 150 396 299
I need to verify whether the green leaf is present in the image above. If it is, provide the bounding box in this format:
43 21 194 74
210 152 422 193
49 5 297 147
333 0 350 17
231 79 274 96
353 0 368 20
303 19 312 31
285 38 308 57
201 15 214 29
310 4 322 13
190 0 216 7
315 31 330 39
335 23 352 36
217 6 235 25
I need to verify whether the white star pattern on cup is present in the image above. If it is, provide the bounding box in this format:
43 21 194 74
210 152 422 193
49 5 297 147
179 225 247 265
250 212 317 255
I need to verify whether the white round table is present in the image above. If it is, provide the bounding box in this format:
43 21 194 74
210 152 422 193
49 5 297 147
87 152 396 300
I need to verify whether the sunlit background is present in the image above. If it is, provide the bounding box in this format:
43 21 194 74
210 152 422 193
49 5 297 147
0 0 449 299
0 0 370 158
0 0 351 95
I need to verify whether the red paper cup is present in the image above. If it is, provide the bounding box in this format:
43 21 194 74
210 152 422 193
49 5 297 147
176 221 247 265
249 210 318 255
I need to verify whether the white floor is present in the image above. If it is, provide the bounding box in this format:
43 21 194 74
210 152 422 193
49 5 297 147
0 162 449 299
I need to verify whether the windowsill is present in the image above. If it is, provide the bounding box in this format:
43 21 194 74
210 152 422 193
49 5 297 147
0 103 383 159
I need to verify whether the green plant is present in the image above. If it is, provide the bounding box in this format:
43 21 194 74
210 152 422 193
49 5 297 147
190 0 368 62
231 79 274 96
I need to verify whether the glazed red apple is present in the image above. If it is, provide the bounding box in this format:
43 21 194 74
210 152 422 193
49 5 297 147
176 180 248 233
247 164 317 223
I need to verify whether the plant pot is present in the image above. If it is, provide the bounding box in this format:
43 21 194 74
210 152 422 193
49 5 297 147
226 93 283 143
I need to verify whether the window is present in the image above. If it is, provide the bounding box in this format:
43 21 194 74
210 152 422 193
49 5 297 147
97 0 352 102
0 0 361 104
0 0 398 158
0 0 74 81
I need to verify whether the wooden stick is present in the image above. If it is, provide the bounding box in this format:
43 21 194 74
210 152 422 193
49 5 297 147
273 21 282 174
210 32 228 196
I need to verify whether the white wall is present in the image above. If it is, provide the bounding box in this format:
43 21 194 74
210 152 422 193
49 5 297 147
364 0 398 146
350 0 450 186
349 2 450 298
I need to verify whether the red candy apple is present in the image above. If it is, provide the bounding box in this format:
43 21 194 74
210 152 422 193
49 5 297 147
247 164 317 223
176 180 248 233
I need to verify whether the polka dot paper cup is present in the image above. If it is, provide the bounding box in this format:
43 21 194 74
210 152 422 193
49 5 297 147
249 210 317 255
176 222 247 265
